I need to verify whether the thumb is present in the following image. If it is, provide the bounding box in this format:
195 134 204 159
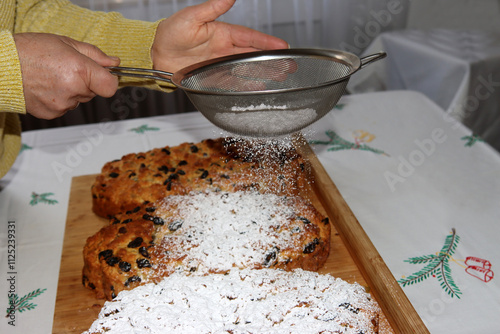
192 0 236 23
68 38 121 67
65 39 120 98
87 62 120 98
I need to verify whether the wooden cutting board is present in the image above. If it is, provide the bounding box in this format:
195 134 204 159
52 140 428 333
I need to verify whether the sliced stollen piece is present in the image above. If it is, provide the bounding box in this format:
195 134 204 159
83 191 330 300
91 137 310 218
84 268 381 334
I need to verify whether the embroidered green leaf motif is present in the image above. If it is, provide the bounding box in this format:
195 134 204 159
461 134 484 147
309 130 388 155
19 143 33 154
404 254 443 265
130 124 160 134
30 192 58 206
398 229 462 298
334 103 345 110
6 288 47 317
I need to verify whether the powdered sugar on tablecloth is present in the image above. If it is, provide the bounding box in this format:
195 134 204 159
84 268 380 334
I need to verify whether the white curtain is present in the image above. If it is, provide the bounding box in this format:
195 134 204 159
71 0 409 55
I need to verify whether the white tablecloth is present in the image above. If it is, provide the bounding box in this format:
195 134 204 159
1 91 499 333
349 29 500 152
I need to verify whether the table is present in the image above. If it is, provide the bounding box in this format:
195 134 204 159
348 29 500 152
1 91 499 333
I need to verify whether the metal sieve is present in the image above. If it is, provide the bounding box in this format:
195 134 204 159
108 49 386 137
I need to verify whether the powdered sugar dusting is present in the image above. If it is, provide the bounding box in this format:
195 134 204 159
221 136 314 189
215 105 317 136
149 192 310 277
84 268 380 334
226 136 297 167
230 103 289 111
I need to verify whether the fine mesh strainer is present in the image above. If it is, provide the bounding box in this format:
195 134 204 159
108 49 386 137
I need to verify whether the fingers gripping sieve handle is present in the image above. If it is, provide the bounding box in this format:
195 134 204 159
359 52 387 68
107 66 174 83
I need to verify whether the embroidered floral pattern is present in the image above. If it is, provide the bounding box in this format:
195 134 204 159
309 130 388 155
19 143 33 154
462 257 494 282
399 229 494 298
30 192 58 206
461 134 484 147
6 288 47 316
129 124 160 134
399 229 462 298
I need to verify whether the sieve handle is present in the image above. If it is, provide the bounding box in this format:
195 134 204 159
106 66 174 83
359 52 387 68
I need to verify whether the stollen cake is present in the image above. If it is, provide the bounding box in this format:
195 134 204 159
83 191 330 300
84 268 381 334
91 137 309 218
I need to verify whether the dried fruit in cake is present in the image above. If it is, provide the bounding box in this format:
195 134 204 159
83 191 330 300
84 268 381 334
91 137 309 218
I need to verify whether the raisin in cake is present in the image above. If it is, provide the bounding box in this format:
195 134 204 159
84 268 381 334
83 191 330 300
91 137 309 218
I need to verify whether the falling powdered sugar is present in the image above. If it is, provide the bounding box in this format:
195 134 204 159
84 268 381 334
218 135 314 190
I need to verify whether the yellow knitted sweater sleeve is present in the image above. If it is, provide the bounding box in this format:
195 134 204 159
15 0 175 91
0 0 178 178
0 29 24 178
0 30 24 114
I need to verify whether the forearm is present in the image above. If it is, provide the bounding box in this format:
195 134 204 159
15 0 174 90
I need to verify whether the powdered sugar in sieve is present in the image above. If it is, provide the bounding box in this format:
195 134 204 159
214 104 317 137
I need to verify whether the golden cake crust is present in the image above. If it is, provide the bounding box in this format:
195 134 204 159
83 192 330 300
91 138 309 218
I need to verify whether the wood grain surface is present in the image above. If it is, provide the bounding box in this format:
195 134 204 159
52 143 428 333
295 137 429 334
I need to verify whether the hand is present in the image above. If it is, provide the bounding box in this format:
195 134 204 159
14 33 120 119
151 0 289 74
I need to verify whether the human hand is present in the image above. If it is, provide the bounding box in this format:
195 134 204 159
151 0 290 74
14 33 120 119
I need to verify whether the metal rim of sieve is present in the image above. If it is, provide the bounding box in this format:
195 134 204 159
107 49 386 137
170 49 386 96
